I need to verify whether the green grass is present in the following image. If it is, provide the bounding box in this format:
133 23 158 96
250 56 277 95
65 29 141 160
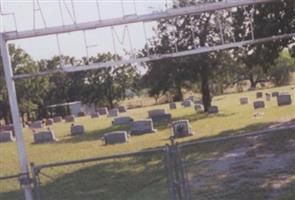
1 85 295 199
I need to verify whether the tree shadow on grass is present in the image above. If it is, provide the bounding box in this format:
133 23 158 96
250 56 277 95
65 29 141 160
34 152 168 200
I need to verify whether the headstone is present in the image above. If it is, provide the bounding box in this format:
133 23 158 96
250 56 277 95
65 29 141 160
256 92 263 98
91 112 100 118
53 116 63 123
272 92 279 97
65 115 76 123
277 93 292 106
78 112 86 117
172 120 194 138
169 102 177 109
30 120 43 129
186 96 197 102
117 106 127 113
112 116 134 125
104 131 128 145
0 131 15 142
0 124 14 136
33 130 57 143
240 97 249 105
182 100 193 107
46 118 54 126
97 107 108 115
208 106 219 114
70 125 85 136
130 119 156 135
194 104 204 111
108 108 119 117
253 100 266 109
148 109 171 122
265 93 271 101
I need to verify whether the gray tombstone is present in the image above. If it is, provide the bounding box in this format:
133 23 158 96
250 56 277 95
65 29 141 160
208 106 219 114
91 112 100 118
108 108 119 118
253 101 266 109
97 107 108 115
256 92 263 98
30 120 43 129
194 104 204 111
240 97 249 105
130 119 156 135
70 125 85 136
277 93 292 106
104 131 128 145
148 109 171 122
172 120 194 138
0 131 15 143
46 118 54 126
265 93 271 101
169 102 177 109
112 116 134 125
53 116 63 123
182 100 193 107
117 106 127 113
33 130 57 143
272 92 279 97
65 115 76 123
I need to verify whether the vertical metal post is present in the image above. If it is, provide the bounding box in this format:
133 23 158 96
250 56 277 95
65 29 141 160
0 33 34 200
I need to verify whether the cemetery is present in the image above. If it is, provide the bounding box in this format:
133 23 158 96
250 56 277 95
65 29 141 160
0 0 294 200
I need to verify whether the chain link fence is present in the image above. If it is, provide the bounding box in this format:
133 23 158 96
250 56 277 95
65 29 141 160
179 128 295 200
0 173 25 200
31 148 170 200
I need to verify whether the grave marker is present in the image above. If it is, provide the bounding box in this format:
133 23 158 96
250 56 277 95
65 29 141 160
112 116 133 125
104 131 128 145
130 119 156 135
70 125 85 136
148 109 171 122
253 100 266 109
0 131 15 142
172 120 194 138
277 93 292 106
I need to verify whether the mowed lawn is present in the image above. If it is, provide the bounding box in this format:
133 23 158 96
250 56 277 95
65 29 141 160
1 85 295 199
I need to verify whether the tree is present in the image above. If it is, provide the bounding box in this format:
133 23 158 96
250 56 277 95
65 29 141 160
232 0 295 88
82 53 140 108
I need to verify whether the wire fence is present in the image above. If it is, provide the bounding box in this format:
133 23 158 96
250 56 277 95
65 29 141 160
179 129 295 200
1 126 295 200
31 148 170 200
0 173 24 200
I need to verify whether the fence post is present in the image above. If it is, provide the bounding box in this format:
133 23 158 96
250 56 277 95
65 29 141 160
165 141 191 200
30 163 41 200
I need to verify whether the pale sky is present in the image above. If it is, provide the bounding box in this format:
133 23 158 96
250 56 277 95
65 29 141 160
1 0 173 60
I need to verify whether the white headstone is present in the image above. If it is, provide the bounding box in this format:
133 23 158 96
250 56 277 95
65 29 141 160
130 119 156 135
108 108 119 117
112 116 133 125
208 106 219 114
277 93 292 106
97 107 108 115
0 131 15 143
172 120 194 138
70 125 85 136
253 101 266 109
33 130 57 143
104 131 128 145
30 120 43 129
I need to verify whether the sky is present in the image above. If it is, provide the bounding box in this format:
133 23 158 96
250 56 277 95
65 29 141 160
0 0 173 60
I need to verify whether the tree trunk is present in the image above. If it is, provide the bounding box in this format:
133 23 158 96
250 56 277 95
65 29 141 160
176 83 183 101
107 96 114 109
201 65 211 112
249 75 258 89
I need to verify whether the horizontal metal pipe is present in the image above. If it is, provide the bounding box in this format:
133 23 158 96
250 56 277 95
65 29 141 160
3 0 275 41
13 32 295 80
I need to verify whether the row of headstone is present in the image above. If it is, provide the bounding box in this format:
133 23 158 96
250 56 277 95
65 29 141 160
242 92 293 109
